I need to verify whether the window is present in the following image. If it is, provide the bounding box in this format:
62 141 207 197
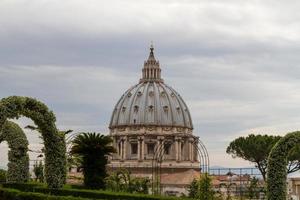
134 105 139 112
163 105 168 112
131 143 138 154
147 143 155 155
148 105 154 111
149 91 154 97
118 143 121 155
164 143 171 155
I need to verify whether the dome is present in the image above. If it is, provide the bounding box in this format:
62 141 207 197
109 45 193 130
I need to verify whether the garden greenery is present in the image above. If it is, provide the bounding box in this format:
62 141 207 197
70 132 115 189
0 96 66 188
105 168 150 194
0 121 29 183
0 169 7 183
0 187 88 200
3 183 180 200
247 177 261 199
187 173 215 200
267 131 300 200
33 161 44 182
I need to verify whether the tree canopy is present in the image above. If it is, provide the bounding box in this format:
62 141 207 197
226 134 300 181
70 132 116 189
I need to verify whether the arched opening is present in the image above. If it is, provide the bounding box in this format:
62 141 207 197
0 140 8 182
0 96 66 188
22 117 45 182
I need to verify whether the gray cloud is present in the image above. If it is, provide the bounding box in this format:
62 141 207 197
1 0 300 167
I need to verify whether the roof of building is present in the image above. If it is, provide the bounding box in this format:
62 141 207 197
109 46 193 129
160 169 200 186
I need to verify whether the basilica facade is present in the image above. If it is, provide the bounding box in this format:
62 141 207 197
108 45 204 194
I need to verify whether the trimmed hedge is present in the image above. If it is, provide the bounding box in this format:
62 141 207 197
0 96 66 188
0 187 90 200
267 131 300 200
3 183 180 200
3 182 42 190
1 121 29 183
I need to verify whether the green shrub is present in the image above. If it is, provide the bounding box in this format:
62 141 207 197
0 121 29 183
247 177 261 199
0 169 7 183
187 173 215 200
105 168 150 194
3 183 180 200
187 178 198 198
33 161 44 182
267 131 300 200
0 187 90 200
3 182 43 190
0 96 67 188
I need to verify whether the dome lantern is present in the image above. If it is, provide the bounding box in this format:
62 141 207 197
140 44 163 83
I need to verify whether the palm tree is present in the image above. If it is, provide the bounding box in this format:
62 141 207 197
70 132 115 189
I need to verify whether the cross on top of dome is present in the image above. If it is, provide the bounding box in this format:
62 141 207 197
148 42 155 61
140 44 164 83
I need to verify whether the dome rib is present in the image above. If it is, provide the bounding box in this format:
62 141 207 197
112 84 137 127
153 82 160 125
109 86 131 127
127 83 144 125
165 85 186 127
143 82 150 125
168 86 193 129
158 82 174 126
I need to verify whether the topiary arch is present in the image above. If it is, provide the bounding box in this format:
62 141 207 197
0 96 66 188
267 131 300 200
0 120 29 182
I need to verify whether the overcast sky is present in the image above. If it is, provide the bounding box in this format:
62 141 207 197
1 0 300 168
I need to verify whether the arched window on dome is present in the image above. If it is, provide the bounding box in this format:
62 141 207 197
149 91 154 97
149 105 154 111
163 105 168 112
